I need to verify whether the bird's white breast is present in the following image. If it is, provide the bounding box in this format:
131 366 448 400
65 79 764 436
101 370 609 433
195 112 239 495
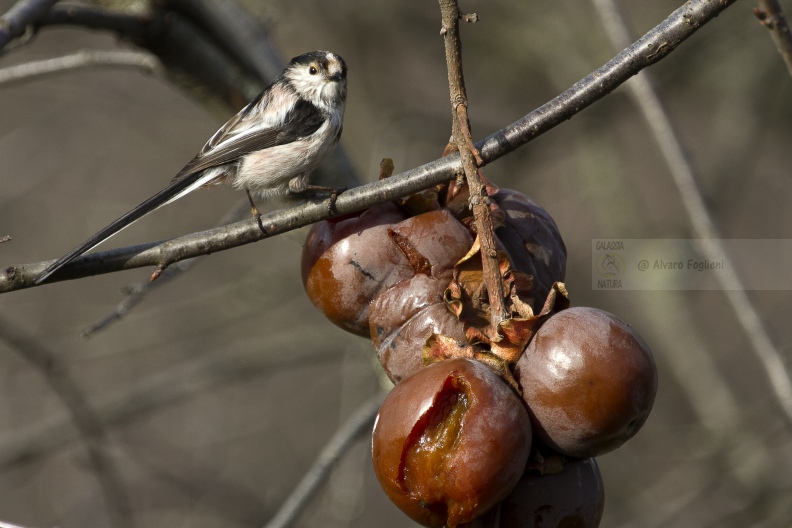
234 108 343 199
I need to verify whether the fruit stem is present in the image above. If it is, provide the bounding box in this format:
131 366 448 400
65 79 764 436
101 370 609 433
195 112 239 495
438 0 509 328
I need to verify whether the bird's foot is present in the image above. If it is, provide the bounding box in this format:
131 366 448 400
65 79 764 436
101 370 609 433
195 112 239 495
300 185 346 215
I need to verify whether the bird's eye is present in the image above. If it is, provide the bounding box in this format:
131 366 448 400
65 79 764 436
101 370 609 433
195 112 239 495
309 66 318 75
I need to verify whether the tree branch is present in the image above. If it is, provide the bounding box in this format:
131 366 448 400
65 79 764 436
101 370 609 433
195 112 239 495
754 0 792 76
0 0 58 51
0 0 739 294
438 0 509 329
40 4 260 106
40 4 151 40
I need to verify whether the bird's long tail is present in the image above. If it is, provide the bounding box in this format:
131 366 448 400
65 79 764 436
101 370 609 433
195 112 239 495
35 171 214 285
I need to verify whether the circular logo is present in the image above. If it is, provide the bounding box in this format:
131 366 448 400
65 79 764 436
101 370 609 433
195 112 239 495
597 253 624 277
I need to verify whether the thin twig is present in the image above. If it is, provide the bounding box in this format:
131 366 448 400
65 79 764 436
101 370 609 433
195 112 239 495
0 315 134 528
0 0 58 51
438 0 508 329
0 0 739 293
0 49 163 86
754 0 792 76
591 0 792 429
80 200 248 338
262 392 386 528
79 258 193 338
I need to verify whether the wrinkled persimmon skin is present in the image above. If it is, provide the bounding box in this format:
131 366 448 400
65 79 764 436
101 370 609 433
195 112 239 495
366 209 473 382
493 189 567 312
469 457 605 528
372 359 532 528
370 275 468 384
515 307 658 458
445 187 567 313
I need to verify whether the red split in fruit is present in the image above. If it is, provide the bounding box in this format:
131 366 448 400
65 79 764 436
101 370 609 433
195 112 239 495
372 359 532 528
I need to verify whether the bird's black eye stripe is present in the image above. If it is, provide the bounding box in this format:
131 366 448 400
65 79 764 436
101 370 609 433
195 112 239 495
309 65 318 75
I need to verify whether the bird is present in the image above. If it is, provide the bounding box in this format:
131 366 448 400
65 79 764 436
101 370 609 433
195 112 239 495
35 50 348 285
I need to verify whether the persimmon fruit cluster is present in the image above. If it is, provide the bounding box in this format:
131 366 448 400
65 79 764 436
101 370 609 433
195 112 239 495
301 180 657 527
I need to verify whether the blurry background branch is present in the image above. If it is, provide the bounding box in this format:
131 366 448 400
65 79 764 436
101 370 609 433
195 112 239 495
263 393 386 528
754 0 792 75
0 0 57 51
0 48 163 86
0 314 134 528
0 0 740 293
2 0 789 526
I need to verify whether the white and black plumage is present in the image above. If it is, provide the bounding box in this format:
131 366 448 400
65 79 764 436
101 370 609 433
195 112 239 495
35 50 347 285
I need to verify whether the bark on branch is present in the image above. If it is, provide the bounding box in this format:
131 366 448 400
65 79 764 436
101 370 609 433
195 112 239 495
754 0 792 76
438 0 509 327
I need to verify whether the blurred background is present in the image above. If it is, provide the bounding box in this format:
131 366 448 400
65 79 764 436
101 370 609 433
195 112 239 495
1 0 792 526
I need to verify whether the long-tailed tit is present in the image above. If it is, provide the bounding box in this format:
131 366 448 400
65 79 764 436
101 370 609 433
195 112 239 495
35 50 347 285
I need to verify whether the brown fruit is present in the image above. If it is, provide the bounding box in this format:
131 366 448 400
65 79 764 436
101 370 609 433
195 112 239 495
367 209 473 382
372 359 532 528
493 188 567 312
301 203 411 336
515 307 657 457
445 186 566 313
369 276 467 383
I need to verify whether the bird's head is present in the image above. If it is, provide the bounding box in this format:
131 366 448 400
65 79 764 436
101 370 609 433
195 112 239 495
285 51 347 110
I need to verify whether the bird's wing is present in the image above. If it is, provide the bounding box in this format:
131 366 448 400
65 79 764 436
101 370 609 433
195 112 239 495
172 98 328 182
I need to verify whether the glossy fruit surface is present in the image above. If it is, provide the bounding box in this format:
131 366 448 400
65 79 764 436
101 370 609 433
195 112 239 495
302 203 410 336
372 359 532 528
515 307 657 457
